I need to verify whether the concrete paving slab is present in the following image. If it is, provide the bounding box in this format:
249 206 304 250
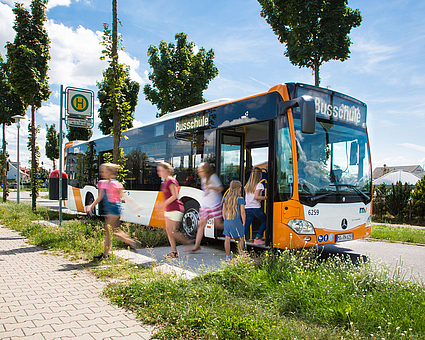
0 225 154 340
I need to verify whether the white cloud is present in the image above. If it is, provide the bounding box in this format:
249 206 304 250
118 50 144 85
132 119 143 128
46 21 105 87
351 38 399 74
0 3 15 55
39 103 61 122
400 143 425 153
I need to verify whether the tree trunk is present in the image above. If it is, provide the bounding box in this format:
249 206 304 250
2 123 7 203
314 59 320 86
31 103 37 212
112 0 120 163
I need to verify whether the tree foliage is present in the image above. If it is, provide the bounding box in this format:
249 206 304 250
258 0 362 86
97 63 140 135
66 126 93 142
6 0 50 211
412 176 425 218
144 32 219 117
1 54 25 202
45 124 59 170
97 20 139 165
385 182 412 218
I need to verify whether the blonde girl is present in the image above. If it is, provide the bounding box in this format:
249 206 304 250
244 167 267 244
190 162 224 253
157 162 192 258
222 180 246 261
85 163 141 260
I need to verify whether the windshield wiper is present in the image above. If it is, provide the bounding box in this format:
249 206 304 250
329 184 370 203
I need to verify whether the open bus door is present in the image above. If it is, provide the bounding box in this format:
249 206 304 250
217 121 275 247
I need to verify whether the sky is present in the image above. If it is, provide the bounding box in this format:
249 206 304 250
0 0 425 172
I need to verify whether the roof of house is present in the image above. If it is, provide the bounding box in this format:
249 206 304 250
373 170 420 186
372 165 424 179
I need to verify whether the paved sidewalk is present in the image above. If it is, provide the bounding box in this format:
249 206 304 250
0 226 154 340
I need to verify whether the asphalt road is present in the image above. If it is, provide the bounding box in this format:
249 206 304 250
6 190 425 282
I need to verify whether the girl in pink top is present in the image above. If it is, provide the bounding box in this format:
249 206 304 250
85 163 141 260
157 162 192 258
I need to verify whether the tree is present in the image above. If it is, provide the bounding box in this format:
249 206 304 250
97 3 140 163
144 32 219 117
45 124 59 170
66 126 93 142
97 64 140 135
373 183 388 218
0 54 25 202
412 176 425 219
386 181 412 219
6 0 51 211
258 0 362 86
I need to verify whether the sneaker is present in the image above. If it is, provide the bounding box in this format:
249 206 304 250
164 251 179 259
93 253 109 261
225 255 232 262
254 238 266 244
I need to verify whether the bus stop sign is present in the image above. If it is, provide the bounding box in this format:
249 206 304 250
65 87 94 129
66 88 93 117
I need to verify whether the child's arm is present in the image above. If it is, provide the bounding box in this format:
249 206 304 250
254 188 267 201
240 201 246 226
85 185 104 213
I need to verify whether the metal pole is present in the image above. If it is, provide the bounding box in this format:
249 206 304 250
59 85 63 226
17 121 20 204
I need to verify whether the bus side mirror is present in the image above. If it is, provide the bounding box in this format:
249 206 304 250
299 95 315 134
279 95 315 134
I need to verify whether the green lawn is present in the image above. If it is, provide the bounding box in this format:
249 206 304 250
371 224 425 244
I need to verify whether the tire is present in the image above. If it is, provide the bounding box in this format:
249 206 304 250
85 193 96 216
180 200 199 239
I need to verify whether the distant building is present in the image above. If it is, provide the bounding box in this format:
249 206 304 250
373 170 420 187
7 161 30 183
372 165 424 180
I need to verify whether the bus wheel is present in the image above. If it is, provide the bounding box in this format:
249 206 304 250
181 200 199 239
85 193 96 216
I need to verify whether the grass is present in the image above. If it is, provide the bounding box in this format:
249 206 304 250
1 201 425 339
0 200 169 261
371 224 425 245
105 251 425 340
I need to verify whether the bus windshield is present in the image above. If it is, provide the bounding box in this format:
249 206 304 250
293 117 372 206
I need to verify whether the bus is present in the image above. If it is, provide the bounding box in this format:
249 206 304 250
64 82 372 249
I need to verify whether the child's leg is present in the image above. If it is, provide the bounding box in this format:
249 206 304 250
104 216 113 255
165 217 178 253
244 210 254 241
255 209 267 239
224 236 231 256
214 217 224 230
192 218 207 251
235 237 245 255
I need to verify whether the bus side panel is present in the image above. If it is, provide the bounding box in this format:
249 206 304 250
120 191 165 227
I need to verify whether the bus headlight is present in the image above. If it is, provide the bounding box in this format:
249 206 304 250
365 215 372 229
287 219 315 235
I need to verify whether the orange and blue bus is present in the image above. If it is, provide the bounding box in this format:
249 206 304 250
64 82 372 249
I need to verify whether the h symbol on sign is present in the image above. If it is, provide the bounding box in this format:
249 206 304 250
76 97 84 109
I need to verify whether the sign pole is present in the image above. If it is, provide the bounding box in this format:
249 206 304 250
59 84 64 227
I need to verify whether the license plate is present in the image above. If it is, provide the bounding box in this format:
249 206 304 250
336 233 353 242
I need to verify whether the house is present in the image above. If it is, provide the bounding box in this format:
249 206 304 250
372 165 424 180
7 161 30 183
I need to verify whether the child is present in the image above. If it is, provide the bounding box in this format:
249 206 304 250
222 180 246 261
190 162 224 253
85 163 141 260
244 167 267 244
157 162 192 258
